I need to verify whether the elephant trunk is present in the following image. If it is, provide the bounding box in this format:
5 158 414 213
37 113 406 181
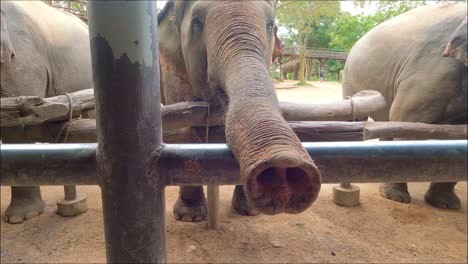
205 2 321 214
223 59 321 215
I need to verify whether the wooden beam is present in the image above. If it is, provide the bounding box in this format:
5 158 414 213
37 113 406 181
4 120 364 144
280 90 386 121
1 89 386 128
1 89 94 127
364 121 467 140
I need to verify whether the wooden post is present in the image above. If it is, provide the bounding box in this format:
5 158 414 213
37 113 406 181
87 2 166 263
207 185 219 229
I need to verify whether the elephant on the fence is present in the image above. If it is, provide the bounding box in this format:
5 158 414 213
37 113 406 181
342 4 467 209
159 1 321 221
281 60 300 80
0 1 93 223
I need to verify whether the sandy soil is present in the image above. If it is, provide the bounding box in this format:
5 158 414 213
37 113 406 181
1 80 467 263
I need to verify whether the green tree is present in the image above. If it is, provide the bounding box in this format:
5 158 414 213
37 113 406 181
329 0 428 51
276 1 340 84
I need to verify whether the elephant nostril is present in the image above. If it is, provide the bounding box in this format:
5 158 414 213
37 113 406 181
249 163 320 215
256 167 283 193
286 167 310 193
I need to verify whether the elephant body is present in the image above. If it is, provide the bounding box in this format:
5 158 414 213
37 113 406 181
158 1 321 221
342 4 467 209
281 59 300 80
1 1 92 223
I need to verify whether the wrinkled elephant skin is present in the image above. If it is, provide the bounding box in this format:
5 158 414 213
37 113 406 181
1 1 92 223
158 1 321 221
342 4 467 210
444 16 467 66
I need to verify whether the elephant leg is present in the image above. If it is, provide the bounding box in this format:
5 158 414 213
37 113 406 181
424 182 460 210
5 186 45 224
378 136 411 204
173 186 207 222
2 127 46 224
379 183 411 203
171 127 208 222
231 185 259 216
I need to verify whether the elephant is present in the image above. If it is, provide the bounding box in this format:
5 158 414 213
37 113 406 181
158 0 321 222
444 16 467 66
281 59 300 80
0 1 93 223
342 4 467 209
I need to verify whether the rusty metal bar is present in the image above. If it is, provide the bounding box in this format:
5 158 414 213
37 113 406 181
2 140 466 186
87 1 165 263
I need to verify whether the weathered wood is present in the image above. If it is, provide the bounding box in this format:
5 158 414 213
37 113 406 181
161 102 223 131
365 121 468 140
281 90 386 121
1 89 386 128
6 119 466 144
11 120 365 144
1 89 94 127
207 185 219 230
289 121 364 141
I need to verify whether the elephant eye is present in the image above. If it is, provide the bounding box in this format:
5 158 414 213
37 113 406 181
191 16 204 33
266 20 274 33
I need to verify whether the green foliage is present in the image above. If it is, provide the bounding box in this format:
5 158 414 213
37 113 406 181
69 2 85 11
329 0 427 51
328 13 377 51
326 60 344 73
276 1 340 82
275 0 452 81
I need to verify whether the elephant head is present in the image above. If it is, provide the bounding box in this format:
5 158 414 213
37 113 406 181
158 1 321 215
1 9 16 64
443 16 467 66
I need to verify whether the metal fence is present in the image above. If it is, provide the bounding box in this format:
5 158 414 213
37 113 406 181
2 2 467 263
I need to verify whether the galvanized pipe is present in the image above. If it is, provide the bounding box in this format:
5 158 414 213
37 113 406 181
2 140 466 186
87 1 165 263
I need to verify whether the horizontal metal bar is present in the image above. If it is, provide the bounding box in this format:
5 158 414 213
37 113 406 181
1 140 466 186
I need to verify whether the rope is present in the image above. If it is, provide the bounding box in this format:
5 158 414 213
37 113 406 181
55 92 80 143
347 96 356 122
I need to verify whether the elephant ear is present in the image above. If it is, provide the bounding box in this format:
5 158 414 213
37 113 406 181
1 9 16 64
272 25 284 63
443 16 467 66
157 1 189 34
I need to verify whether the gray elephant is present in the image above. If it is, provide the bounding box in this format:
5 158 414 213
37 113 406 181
281 59 300 80
444 16 467 66
1 1 93 223
158 1 321 221
342 4 467 209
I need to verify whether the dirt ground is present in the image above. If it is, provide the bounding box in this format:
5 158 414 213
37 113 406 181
1 80 467 263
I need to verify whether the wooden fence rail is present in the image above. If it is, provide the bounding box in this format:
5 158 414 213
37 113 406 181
1 89 466 143
0 89 387 128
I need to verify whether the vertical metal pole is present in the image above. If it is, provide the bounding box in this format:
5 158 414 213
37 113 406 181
87 2 165 263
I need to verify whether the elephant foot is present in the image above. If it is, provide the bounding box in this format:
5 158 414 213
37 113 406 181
379 183 411 203
173 196 207 222
231 185 259 216
424 182 460 210
5 187 45 224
